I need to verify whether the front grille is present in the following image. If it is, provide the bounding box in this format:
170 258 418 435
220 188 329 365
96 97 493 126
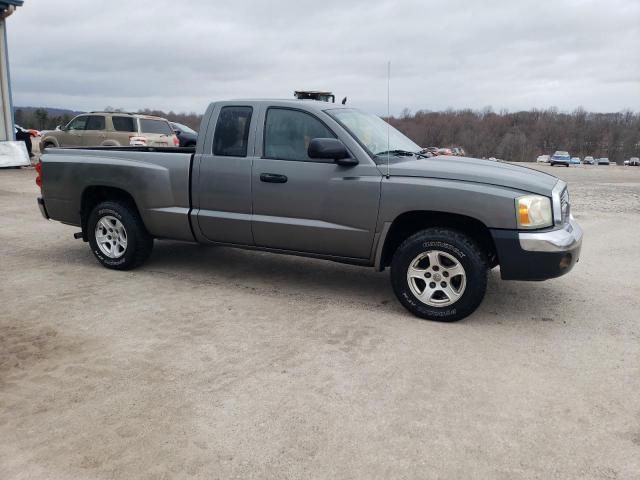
560 188 570 223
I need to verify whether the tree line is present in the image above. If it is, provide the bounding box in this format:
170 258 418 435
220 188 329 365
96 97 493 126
389 107 640 162
15 106 640 162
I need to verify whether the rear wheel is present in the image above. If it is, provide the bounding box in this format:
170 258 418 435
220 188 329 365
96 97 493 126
390 228 488 322
87 200 153 270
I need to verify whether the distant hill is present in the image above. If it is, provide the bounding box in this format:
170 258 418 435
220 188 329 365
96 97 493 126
14 106 85 117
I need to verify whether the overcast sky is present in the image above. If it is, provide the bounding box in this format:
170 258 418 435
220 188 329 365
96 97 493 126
7 0 640 115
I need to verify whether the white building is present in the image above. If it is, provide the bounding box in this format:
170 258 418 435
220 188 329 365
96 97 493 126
1 0 23 142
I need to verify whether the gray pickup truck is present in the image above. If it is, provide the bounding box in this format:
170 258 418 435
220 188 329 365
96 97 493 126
36 99 583 321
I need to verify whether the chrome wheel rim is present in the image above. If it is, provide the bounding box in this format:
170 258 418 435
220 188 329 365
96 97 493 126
95 215 127 259
407 250 467 307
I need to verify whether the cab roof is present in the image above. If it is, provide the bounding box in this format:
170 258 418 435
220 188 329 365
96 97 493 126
221 98 352 113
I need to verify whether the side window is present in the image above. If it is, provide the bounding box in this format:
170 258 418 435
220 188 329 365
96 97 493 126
213 106 253 157
67 116 89 131
140 119 173 135
112 116 136 132
85 115 106 130
264 108 335 161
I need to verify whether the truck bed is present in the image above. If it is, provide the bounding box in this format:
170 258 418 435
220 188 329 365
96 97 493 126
41 147 195 242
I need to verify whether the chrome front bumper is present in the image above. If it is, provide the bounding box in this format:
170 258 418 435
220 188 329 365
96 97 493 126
519 218 583 252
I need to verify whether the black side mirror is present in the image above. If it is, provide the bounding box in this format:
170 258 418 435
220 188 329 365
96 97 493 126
308 138 358 166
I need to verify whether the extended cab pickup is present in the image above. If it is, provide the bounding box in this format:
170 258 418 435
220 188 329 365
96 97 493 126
36 99 583 321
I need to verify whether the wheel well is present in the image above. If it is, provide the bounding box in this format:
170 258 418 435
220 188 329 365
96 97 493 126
80 186 139 240
380 211 498 268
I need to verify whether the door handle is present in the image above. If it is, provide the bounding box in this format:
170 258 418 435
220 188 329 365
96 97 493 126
260 173 288 183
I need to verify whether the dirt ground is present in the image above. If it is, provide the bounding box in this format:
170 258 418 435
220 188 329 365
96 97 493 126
1 163 639 479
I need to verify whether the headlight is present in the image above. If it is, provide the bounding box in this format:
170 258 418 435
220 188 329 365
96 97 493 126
516 195 552 229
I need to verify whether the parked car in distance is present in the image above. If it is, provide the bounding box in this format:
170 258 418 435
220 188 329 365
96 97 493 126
596 157 610 165
36 99 582 322
570 157 581 165
583 156 595 165
550 151 571 167
170 122 198 147
40 112 179 150
437 147 453 156
628 157 640 166
536 155 550 163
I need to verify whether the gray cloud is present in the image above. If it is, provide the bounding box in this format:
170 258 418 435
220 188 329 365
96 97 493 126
7 0 640 114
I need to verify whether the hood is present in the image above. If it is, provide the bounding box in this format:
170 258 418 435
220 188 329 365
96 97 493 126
385 156 558 195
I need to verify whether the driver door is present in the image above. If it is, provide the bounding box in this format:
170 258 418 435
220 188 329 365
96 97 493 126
59 115 89 147
251 107 381 259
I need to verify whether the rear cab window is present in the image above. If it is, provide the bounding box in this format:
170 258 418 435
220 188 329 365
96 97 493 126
213 106 253 157
139 118 173 135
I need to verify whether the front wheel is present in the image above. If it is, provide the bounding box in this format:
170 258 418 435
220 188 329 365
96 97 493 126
87 201 153 270
390 228 488 322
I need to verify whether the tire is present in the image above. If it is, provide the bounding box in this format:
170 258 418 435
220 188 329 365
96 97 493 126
87 200 153 270
390 228 488 322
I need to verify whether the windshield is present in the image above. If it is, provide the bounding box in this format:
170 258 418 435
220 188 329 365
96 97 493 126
171 122 197 135
326 108 421 159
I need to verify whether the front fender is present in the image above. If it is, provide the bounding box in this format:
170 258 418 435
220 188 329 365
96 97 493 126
378 177 522 230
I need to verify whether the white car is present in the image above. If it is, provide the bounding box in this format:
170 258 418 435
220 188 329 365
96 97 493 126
536 155 550 163
629 157 640 166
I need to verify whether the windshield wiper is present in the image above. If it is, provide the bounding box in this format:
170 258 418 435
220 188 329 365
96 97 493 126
374 149 428 159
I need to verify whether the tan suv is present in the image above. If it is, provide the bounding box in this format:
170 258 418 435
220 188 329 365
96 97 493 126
40 112 179 149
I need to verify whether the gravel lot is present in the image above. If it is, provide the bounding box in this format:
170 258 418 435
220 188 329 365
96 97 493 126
1 163 639 479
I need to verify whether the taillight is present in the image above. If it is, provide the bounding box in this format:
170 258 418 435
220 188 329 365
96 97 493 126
173 135 180 147
35 161 42 189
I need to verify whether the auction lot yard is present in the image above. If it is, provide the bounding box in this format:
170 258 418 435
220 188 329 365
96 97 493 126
1 164 639 479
